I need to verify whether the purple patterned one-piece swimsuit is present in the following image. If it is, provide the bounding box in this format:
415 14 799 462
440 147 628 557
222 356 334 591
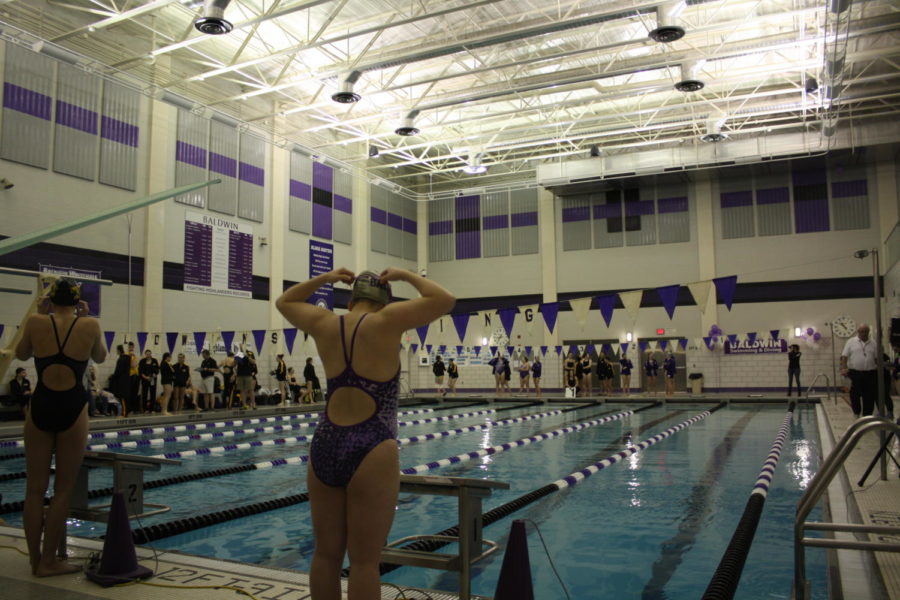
310 314 399 487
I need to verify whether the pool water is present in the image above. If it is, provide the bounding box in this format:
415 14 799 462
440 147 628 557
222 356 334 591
0 403 827 599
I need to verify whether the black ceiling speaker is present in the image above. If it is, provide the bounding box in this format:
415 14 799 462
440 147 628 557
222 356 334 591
195 0 234 35
649 2 686 43
395 110 421 136
331 71 362 104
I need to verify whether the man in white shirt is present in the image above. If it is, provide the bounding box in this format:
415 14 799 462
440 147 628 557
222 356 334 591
840 323 877 417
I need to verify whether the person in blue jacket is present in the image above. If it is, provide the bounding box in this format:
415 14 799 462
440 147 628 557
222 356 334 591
663 351 677 397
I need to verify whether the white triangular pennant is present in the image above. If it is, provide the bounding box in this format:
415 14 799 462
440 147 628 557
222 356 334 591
619 290 643 322
569 297 593 328
687 280 712 315
520 304 540 334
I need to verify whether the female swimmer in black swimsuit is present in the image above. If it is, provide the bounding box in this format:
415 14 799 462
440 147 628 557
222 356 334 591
16 278 106 577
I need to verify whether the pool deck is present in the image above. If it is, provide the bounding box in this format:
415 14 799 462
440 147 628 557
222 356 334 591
0 392 897 599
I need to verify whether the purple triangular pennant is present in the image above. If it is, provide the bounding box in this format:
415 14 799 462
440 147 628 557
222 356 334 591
426 344 433 354
411 344 418 354
166 332 179 354
0 325 4 340
506 345 515 356
193 331 207 355
136 332 148 353
585 344 596 356
770 329 780 340
638 340 649 352
540 302 559 333
554 346 562 356
620 343 629 355
569 344 578 356
438 345 446 354
525 346 532 356
540 346 548 356
659 339 668 351
490 346 498 356
456 345 464 355
252 329 266 354
656 284 680 320
416 324 430 346
727 334 738 345
451 314 470 343
104 331 116 351
283 328 298 354
714 275 738 311
473 346 482 357
601 343 612 356
221 331 235 353
498 308 517 339
703 336 715 350
597 294 617 327
747 332 757 345
679 338 688 350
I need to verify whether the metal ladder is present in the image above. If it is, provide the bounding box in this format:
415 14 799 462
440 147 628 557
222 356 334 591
793 416 900 599
803 373 832 405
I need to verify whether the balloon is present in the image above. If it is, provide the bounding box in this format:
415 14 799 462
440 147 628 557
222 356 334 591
813 332 821 341
806 327 814 336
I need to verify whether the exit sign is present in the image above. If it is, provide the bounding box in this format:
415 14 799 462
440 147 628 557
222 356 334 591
656 328 666 335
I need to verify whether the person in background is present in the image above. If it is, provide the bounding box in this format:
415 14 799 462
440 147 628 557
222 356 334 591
172 353 191 414
276 266 454 600
221 352 236 408
645 353 660 396
447 358 459 396
15 278 106 577
488 354 506 396
840 323 877 418
787 344 802 396
619 354 634 394
432 355 446 397
111 345 132 416
579 352 593 397
139 349 159 412
518 355 531 394
288 367 302 403
597 353 614 396
663 351 677 397
10 367 32 418
158 352 174 416
531 355 542 398
235 347 257 409
303 357 320 404
501 356 512 394
274 353 289 406
563 351 577 393
126 341 139 414
198 349 219 412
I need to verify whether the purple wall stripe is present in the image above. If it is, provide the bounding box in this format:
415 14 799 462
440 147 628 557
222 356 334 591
624 200 655 217
429 220 452 236
592 203 621 219
403 218 418 234
657 196 688 214
455 195 480 219
794 198 830 233
175 140 207 169
756 187 789 205
209 152 237 178
792 169 826 186
239 162 265 187
562 206 590 222
312 203 332 239
831 180 867 198
483 214 509 230
313 162 333 193
720 191 752 208
55 100 97 134
3 82 51 120
370 207 387 224
290 179 311 200
456 231 480 259
511 211 538 227
388 212 404 230
100 116 139 147
334 194 352 214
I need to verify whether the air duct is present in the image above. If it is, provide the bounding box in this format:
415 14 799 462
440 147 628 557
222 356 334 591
700 118 728 143
331 71 362 103
31 41 80 65
195 0 234 35
395 110 421 136
649 1 686 44
674 60 705 92
156 90 195 111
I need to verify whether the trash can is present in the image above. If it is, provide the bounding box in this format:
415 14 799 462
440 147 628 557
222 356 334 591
689 373 703 394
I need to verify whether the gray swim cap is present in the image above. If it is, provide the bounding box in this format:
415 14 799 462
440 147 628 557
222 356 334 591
351 271 392 305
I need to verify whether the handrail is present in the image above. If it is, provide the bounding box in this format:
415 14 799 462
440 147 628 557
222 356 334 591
803 373 831 404
794 416 900 600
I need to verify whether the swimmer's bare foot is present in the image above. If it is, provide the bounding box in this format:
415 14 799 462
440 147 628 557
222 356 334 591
34 559 82 577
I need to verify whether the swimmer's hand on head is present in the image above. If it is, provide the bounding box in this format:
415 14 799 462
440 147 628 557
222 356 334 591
324 267 356 286
378 267 412 285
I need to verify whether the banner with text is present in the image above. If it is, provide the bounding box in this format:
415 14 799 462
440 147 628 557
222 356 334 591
183 212 253 298
724 339 788 355
309 240 334 310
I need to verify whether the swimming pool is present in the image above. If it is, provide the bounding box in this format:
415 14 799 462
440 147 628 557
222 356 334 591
0 401 827 599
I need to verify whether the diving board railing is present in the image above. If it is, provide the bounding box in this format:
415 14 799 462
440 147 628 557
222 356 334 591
793 416 900 600
382 475 510 600
803 373 832 405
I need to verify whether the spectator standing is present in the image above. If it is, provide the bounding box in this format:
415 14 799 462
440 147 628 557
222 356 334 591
518 356 531 394
840 323 878 418
274 354 289 406
432 355 446 397
10 367 32 417
531 356 542 398
198 349 219 411
158 352 174 415
112 345 132 416
787 344 802 396
172 353 191 414
303 357 320 404
447 358 459 396
619 354 634 394
139 350 159 412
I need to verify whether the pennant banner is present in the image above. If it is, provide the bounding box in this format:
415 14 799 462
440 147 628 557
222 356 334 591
166 331 179 354
727 334 738 345
554 346 562 356
498 308 517 339
540 345 548 356
452 313 470 343
252 329 266 355
703 336 715 350
283 328 298 354
597 294 617 327
136 332 148 353
540 302 559 333
426 344 433 354
638 340 649 353
506 345 515 357
619 290 643 322
569 297 593 328
679 338 688 350
524 346 532 356
416 324 430 346
747 332 757 345
489 346 498 356
456 345 464 355
656 285 680 320
659 339 668 351
620 343 629 355
601 343 613 356
585 344 596 356
438 345 446 354
473 346 482 356
104 331 116 352
221 331 235 353
193 331 207 355
770 329 781 340
521 304 540 334
687 280 712 315
411 344 418 354
714 275 738 311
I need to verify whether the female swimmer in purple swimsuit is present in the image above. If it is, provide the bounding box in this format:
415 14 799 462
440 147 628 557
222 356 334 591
277 267 454 600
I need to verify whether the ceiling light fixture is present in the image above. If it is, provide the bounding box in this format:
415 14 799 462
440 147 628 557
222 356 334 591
700 118 728 143
368 145 379 158
395 110 420 136
331 71 362 104
649 1 686 43
462 152 487 174
674 60 705 92
195 0 234 35
589 145 602 157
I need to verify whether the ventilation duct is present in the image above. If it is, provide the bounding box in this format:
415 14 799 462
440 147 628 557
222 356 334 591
462 152 487 174
700 118 727 143
331 71 362 104
157 90 194 111
31 41 80 65
649 1 686 43
674 60 704 92
195 0 234 35
395 110 421 136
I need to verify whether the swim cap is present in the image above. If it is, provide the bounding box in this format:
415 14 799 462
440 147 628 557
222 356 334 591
48 278 80 306
351 271 392 306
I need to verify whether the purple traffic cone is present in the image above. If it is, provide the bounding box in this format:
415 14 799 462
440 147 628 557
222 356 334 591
494 519 534 600
86 491 153 586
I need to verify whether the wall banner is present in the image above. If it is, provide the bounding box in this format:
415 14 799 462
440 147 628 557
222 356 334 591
309 240 334 309
39 264 102 316
724 339 788 355
183 211 253 298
